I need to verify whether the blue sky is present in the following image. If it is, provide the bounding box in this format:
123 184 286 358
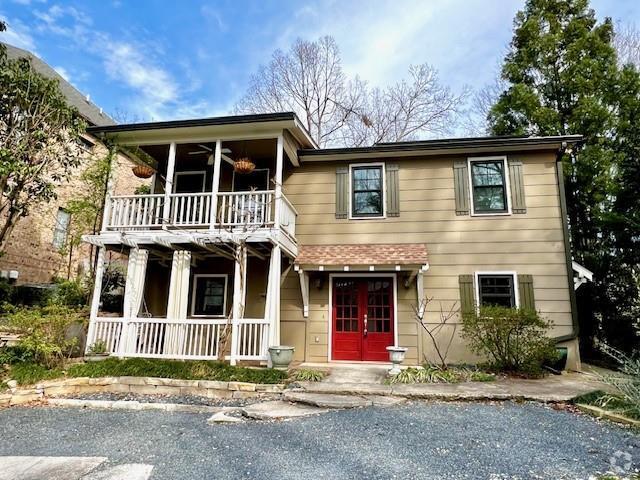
1 0 638 122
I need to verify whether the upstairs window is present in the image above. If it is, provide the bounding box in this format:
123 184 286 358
191 275 227 317
469 157 509 214
53 208 71 249
477 274 516 308
351 164 384 218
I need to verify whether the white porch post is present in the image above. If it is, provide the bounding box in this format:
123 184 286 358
273 134 284 229
100 154 115 232
162 142 177 228
230 243 247 366
209 139 222 230
266 245 282 352
166 250 192 356
119 248 149 356
86 247 106 353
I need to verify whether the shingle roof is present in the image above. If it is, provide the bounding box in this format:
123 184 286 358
3 43 115 127
295 244 428 266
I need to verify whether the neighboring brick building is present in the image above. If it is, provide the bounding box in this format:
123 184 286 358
0 43 147 285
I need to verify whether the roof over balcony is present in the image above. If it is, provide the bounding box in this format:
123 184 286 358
87 112 317 149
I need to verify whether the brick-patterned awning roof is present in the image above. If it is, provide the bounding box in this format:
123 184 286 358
295 244 428 267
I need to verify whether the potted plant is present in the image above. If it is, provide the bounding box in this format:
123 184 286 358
386 346 408 375
85 339 109 362
268 345 295 370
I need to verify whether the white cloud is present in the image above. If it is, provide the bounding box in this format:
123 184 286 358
53 65 70 81
0 15 38 52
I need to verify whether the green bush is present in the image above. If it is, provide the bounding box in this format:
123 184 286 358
388 364 496 384
9 362 63 385
461 305 558 377
67 358 287 384
0 345 34 365
49 279 88 307
599 342 640 417
5 304 87 368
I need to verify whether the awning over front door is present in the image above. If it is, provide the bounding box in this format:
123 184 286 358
293 243 429 318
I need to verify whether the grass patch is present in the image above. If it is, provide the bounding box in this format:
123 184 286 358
289 368 326 382
66 358 287 384
8 362 64 385
573 390 640 421
388 364 496 385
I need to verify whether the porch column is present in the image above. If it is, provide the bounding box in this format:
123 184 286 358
119 248 149 356
266 245 282 352
209 139 222 230
100 154 115 232
162 142 177 228
230 243 247 365
166 250 192 356
273 134 284 229
86 247 106 354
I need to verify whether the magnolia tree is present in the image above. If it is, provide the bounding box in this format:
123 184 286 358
0 24 86 252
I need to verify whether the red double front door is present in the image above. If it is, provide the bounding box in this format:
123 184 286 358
332 277 395 361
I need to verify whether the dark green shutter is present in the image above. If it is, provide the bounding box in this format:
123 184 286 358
386 163 400 217
453 160 470 215
518 274 535 310
459 274 475 313
508 159 527 214
335 166 349 219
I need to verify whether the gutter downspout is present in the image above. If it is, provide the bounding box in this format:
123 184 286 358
554 141 580 343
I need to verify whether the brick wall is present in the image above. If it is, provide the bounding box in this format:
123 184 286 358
0 136 148 285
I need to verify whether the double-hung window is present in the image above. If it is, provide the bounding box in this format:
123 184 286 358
191 275 227 317
469 157 509 214
53 208 71 249
476 273 517 308
351 164 384 218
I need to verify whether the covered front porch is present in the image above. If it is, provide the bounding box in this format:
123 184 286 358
86 240 286 365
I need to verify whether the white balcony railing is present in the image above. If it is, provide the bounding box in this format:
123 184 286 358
103 190 294 237
87 316 270 362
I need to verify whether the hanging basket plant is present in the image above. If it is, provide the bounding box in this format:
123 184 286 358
234 157 256 174
131 164 155 179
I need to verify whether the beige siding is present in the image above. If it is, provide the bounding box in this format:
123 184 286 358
280 151 573 365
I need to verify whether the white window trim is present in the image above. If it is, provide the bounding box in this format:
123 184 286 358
190 274 228 318
467 156 512 216
474 271 520 308
53 208 71 249
231 167 270 192
173 170 206 193
327 273 398 362
348 162 386 220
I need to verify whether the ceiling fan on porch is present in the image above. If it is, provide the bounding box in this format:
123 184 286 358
188 144 234 165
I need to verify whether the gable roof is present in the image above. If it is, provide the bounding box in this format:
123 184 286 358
3 43 115 127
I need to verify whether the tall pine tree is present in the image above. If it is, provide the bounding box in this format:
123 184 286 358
489 0 640 354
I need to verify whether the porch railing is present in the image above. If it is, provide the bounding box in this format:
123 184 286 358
87 316 270 362
103 190 294 237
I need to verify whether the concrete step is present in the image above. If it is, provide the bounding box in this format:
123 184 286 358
282 391 373 408
241 400 329 420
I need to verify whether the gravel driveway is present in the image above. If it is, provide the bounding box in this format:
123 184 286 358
0 401 638 479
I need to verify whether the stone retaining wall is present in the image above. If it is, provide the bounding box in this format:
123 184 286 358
0 377 286 408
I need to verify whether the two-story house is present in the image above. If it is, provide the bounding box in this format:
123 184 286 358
83 112 584 370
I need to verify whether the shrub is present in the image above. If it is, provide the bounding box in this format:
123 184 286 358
49 279 88 307
5 304 88 368
67 358 288 384
388 364 495 384
9 362 63 385
290 369 325 382
599 342 640 416
461 305 558 376
0 345 34 365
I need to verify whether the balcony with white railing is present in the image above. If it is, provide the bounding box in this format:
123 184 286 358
103 190 296 239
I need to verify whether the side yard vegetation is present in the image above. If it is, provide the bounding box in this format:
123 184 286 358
388 364 495 385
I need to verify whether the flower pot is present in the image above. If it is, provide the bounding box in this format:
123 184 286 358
234 158 256 174
85 353 109 362
386 346 408 375
132 164 155 179
268 346 295 370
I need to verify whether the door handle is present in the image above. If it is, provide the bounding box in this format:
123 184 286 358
363 314 368 337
